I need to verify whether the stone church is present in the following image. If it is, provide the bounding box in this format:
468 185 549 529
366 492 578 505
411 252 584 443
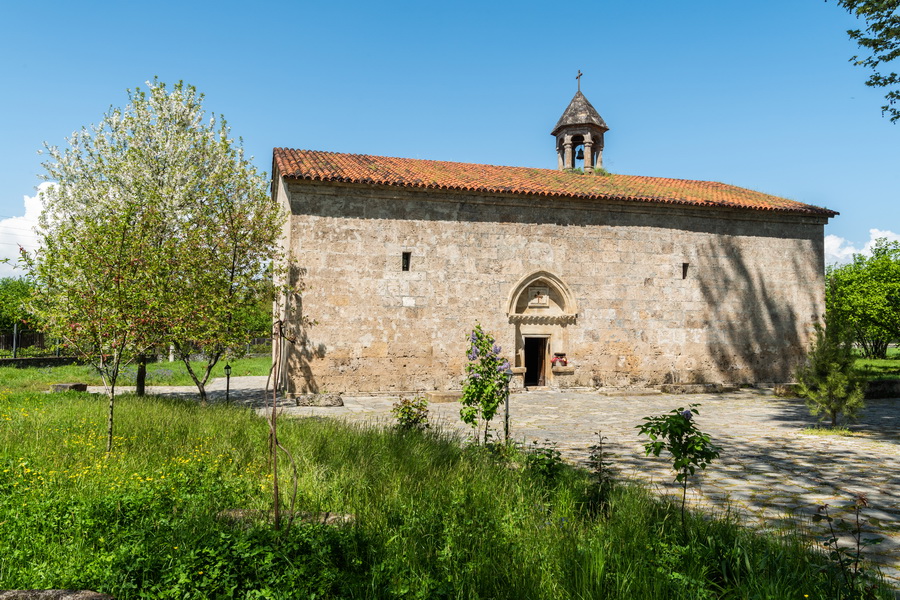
272 90 836 395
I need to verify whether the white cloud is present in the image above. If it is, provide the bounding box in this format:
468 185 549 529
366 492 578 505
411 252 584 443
0 183 49 278
825 228 900 266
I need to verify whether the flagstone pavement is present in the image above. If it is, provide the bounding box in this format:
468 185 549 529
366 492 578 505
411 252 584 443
127 377 900 589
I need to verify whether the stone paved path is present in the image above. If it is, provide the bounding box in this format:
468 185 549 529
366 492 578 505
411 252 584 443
108 378 900 588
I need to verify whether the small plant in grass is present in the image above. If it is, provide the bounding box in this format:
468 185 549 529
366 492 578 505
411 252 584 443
813 493 883 599
523 439 563 482
391 394 430 431
459 324 511 443
587 430 616 510
648 540 717 599
637 404 720 531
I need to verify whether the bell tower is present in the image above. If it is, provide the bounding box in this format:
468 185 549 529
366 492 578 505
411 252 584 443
551 72 609 172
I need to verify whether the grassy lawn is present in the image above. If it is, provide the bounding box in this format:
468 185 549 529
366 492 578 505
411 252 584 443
857 347 900 381
0 376 892 598
0 356 271 393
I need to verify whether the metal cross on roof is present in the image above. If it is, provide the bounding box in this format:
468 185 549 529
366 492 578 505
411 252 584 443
576 70 583 91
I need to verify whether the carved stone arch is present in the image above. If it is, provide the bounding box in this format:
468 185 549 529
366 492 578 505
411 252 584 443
506 270 578 325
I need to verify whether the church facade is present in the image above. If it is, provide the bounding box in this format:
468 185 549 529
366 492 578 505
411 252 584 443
273 91 836 394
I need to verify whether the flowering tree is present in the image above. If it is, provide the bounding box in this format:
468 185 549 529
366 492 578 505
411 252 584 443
460 324 511 443
27 79 283 451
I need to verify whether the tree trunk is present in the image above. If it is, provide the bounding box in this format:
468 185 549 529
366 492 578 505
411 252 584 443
136 354 147 396
106 386 115 454
177 346 216 406
271 406 280 530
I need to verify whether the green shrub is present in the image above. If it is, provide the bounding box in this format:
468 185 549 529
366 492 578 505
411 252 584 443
522 438 564 483
390 394 430 431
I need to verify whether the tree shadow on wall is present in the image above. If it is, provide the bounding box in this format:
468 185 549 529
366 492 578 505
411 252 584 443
696 237 822 383
281 264 326 394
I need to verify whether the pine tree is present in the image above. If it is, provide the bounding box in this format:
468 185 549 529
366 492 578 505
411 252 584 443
796 315 865 427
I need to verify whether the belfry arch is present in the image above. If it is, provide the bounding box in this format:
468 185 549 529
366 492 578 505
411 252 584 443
506 271 578 388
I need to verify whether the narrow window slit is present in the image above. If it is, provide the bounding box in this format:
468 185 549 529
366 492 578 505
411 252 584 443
402 252 411 272
682 262 689 279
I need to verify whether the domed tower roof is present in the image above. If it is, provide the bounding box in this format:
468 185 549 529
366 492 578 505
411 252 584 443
551 91 608 137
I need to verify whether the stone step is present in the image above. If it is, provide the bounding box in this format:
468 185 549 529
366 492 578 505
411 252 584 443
600 388 663 397
425 391 462 403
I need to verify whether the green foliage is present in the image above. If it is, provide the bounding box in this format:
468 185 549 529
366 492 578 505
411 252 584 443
0 345 50 359
587 430 616 509
637 404 720 484
0 390 893 598
240 294 276 340
459 324 510 443
637 404 720 529
827 238 900 358
796 320 865 427
0 278 36 330
831 0 900 122
522 439 564 483
390 394 430 431
568 167 611 176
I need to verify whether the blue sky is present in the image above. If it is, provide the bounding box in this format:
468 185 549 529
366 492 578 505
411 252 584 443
1 0 897 276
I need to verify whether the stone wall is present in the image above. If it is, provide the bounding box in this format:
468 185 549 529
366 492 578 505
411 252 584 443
279 177 827 394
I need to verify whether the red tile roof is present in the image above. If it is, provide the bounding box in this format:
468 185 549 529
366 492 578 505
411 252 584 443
273 148 837 217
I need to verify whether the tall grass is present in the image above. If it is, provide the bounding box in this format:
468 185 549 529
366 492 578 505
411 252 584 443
0 389 891 599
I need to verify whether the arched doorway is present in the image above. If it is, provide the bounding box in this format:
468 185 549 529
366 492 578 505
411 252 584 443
506 271 578 388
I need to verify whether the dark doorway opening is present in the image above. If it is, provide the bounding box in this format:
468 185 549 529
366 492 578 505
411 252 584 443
523 337 548 387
